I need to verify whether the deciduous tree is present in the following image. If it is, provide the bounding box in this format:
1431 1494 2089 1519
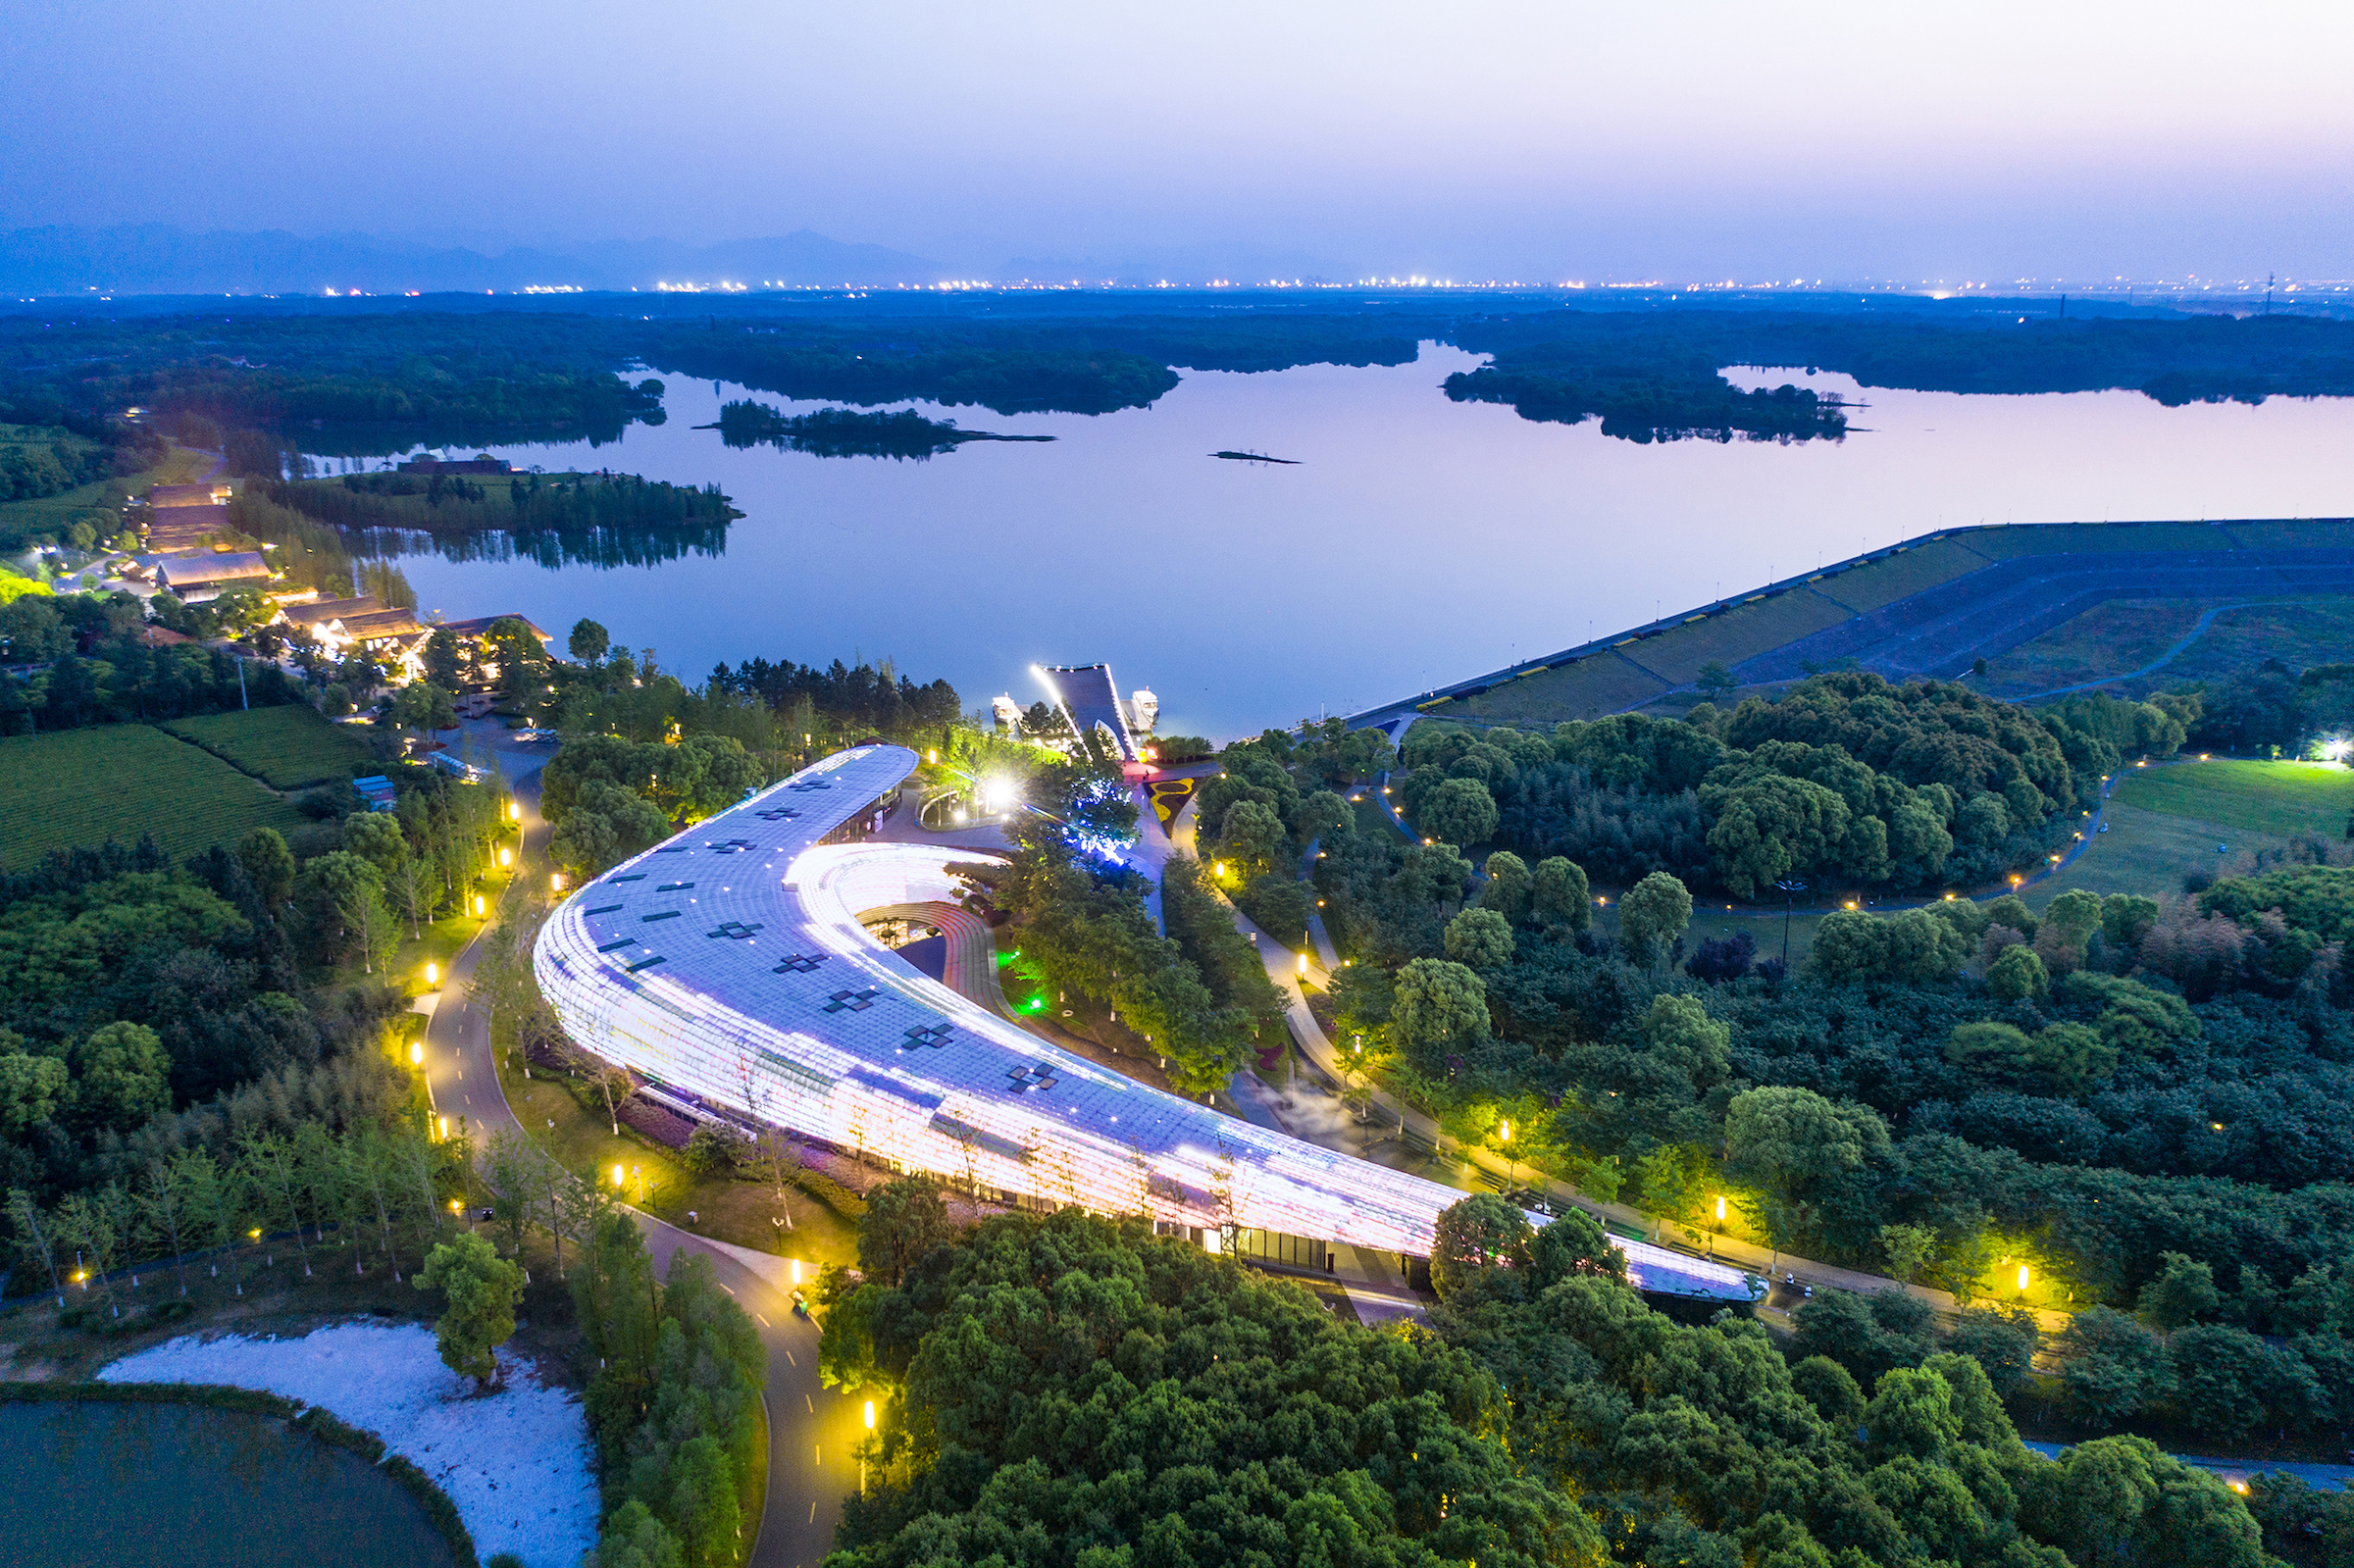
417 1231 524 1391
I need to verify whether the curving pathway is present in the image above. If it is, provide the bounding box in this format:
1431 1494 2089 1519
416 751 859 1568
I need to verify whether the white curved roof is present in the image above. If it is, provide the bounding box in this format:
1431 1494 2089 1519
535 744 1753 1292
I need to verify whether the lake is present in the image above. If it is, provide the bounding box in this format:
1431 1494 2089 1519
347 344 2354 737
0 1398 457 1568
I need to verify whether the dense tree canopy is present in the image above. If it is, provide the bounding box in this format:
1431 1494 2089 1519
827 1197 1611 1568
1400 678 2180 899
827 1194 2283 1568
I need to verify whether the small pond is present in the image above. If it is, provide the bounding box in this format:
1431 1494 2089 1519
0 1397 456 1568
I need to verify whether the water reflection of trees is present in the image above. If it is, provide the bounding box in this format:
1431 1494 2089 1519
340 522 730 570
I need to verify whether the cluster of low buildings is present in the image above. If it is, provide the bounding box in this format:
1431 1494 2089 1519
116 480 550 691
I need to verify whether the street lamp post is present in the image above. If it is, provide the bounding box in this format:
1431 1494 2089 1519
1774 879 1807 968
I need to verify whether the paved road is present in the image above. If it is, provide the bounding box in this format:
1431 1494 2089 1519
2021 1442 2352 1494
418 759 860 1568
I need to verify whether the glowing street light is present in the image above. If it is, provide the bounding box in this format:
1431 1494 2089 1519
474 893 486 916
424 961 439 986
613 1164 627 1189
551 872 566 892
499 846 513 868
864 1399 876 1430
2018 1264 2031 1292
410 1041 424 1066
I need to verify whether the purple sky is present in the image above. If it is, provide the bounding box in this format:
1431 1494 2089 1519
6 0 2348 281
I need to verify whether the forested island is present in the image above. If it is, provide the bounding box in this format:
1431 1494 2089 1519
9 297 2353 457
650 337 1176 416
703 400 1051 458
270 470 738 533
1442 307 2354 438
192 472 741 602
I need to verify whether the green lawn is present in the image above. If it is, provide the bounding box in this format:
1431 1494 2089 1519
2023 803 2259 908
2111 758 2354 840
2023 760 2352 909
164 704 381 790
0 725 307 869
1682 901 1825 970
1984 596 2354 700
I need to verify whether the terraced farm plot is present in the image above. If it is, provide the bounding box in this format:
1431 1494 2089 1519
0 725 307 868
164 704 379 789
2113 759 2354 841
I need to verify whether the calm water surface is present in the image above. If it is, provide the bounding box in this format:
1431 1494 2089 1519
357 345 2354 736
0 1399 455 1568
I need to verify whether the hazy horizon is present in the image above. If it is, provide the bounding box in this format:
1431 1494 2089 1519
5 1 2350 287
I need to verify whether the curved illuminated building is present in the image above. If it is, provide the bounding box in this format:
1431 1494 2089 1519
537 743 1749 1296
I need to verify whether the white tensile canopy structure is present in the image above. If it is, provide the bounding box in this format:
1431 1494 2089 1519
535 743 1751 1296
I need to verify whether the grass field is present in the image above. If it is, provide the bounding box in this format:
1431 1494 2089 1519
2111 758 2354 840
2024 760 2352 908
0 725 307 869
1807 535 1999 614
1455 651 1669 722
1978 601 2208 697
2022 803 2273 909
1618 589 1857 683
164 704 381 790
1984 597 2354 699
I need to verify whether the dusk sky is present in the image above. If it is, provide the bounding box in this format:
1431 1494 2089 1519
6 0 2349 282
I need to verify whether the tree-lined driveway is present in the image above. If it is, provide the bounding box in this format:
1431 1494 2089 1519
417 761 860 1568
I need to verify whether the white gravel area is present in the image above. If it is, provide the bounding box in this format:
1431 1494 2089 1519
102 1320 598 1568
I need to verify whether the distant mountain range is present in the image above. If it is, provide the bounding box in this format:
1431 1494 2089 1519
0 225 951 295
996 243 1359 286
